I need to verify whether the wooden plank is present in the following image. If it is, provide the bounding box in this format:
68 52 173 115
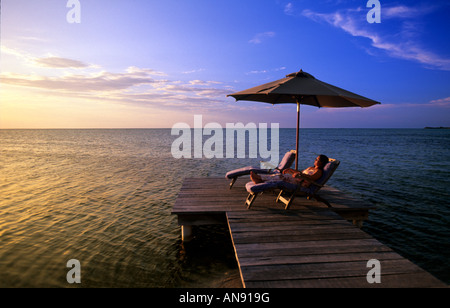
239 259 431 282
227 208 341 219
231 232 373 245
234 242 394 259
172 178 447 288
246 272 445 288
233 238 388 255
237 246 392 265
237 251 403 267
227 220 353 232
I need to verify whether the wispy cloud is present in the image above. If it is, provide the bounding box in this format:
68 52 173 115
246 66 286 75
2 47 96 69
1 69 159 92
362 96 450 109
284 3 294 15
249 31 276 44
301 5 450 71
0 47 232 113
181 68 206 74
383 5 435 19
34 57 90 69
1 68 229 102
430 96 450 108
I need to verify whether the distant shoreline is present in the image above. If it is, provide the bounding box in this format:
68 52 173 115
424 126 450 129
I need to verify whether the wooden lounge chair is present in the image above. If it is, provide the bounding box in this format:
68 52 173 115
245 159 340 210
225 150 296 189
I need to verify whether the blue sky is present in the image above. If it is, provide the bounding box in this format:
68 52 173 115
1 0 449 128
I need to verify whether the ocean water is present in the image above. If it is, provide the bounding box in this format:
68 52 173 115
0 128 449 287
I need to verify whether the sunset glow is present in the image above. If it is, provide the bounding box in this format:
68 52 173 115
1 0 449 128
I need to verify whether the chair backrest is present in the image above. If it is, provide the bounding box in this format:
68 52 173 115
277 150 296 170
307 159 340 194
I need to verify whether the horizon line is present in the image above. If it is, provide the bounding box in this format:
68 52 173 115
0 127 436 130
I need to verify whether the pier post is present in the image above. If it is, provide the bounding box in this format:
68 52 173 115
181 225 193 242
353 219 363 228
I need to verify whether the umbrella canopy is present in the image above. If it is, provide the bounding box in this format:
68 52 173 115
227 70 380 169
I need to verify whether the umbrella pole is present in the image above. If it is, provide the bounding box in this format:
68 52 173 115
295 101 300 170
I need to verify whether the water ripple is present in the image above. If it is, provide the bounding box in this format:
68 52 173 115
0 129 448 286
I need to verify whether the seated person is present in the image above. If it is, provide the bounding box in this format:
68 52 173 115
250 155 329 188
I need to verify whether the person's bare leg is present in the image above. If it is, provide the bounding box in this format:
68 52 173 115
250 171 264 184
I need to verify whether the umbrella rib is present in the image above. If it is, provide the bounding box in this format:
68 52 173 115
313 95 321 108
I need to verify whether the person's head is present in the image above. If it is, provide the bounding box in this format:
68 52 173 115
315 154 329 169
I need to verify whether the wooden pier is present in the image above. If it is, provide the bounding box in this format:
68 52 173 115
172 177 446 288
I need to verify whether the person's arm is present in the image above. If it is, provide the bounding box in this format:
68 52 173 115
282 168 296 175
294 168 322 182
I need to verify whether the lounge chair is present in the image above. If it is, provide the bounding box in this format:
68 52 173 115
244 159 340 210
225 150 296 189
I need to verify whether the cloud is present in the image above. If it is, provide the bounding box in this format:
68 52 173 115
284 3 294 15
0 70 158 92
0 50 233 114
359 97 450 109
188 80 222 86
181 68 206 74
246 69 268 75
126 66 167 76
249 31 276 44
1 47 95 70
429 97 450 108
34 57 90 68
246 66 287 75
302 5 450 71
1 68 229 102
1 46 36 64
383 5 435 19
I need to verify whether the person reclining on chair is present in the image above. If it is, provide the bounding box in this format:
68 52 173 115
250 154 329 188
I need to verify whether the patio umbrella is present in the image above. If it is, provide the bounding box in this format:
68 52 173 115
227 69 380 170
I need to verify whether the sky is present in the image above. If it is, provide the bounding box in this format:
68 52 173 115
1 0 449 129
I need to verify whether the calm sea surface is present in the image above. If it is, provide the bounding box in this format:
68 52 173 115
0 129 449 287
